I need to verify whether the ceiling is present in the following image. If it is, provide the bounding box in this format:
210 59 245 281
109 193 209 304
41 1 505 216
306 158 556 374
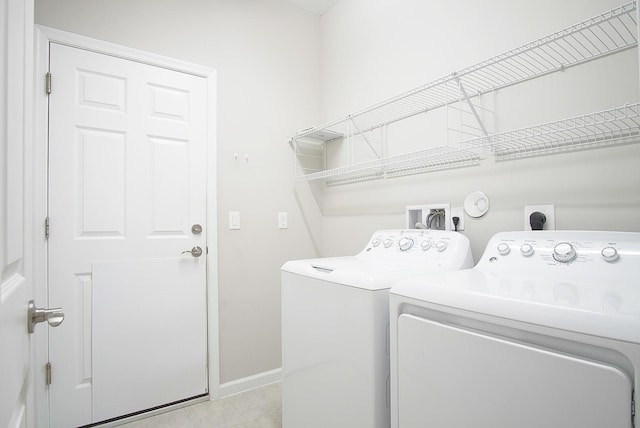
282 0 338 16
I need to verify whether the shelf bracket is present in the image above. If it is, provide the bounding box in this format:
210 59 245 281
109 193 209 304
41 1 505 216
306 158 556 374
349 117 383 159
456 78 489 137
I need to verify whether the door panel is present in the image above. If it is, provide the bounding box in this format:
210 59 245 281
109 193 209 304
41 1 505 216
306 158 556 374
93 258 207 421
0 0 34 428
78 127 126 235
1 0 34 427
48 42 208 427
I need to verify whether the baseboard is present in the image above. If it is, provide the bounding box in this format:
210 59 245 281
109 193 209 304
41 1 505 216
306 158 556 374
219 367 282 398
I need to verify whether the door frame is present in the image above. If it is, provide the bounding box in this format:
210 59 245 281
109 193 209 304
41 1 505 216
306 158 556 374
33 25 220 426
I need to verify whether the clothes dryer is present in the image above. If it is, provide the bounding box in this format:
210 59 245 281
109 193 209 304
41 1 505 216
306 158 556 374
281 229 473 428
390 231 640 428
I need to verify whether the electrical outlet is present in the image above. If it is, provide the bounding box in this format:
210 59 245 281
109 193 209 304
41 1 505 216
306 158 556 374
524 205 555 231
278 212 288 229
451 207 464 231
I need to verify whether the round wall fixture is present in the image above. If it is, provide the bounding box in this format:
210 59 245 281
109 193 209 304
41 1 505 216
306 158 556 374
464 191 489 218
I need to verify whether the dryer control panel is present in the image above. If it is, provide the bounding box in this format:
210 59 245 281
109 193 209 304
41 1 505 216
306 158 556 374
478 230 640 272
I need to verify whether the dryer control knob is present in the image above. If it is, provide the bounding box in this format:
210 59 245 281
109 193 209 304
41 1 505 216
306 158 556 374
520 243 534 257
383 238 393 248
436 241 448 252
398 237 414 251
601 246 619 262
553 242 577 263
372 237 381 247
421 240 432 251
497 242 510 256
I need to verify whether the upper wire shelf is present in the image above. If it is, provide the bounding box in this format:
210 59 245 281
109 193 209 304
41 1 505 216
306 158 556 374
470 103 640 160
290 1 639 183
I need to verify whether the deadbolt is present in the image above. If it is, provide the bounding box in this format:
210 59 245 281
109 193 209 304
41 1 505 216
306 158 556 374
191 224 203 234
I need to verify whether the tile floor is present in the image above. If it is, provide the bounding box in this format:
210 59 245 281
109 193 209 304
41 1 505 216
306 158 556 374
118 382 282 428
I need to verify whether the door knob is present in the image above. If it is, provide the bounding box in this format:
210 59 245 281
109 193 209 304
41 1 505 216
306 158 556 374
28 300 64 334
181 246 203 257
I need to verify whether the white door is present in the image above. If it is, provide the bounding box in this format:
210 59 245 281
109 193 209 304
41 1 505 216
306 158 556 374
0 0 35 427
47 42 208 427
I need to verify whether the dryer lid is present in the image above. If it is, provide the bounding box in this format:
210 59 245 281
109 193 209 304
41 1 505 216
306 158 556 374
391 231 640 343
391 262 640 343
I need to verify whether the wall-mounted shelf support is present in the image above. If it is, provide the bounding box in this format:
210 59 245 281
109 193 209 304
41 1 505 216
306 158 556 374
456 78 489 137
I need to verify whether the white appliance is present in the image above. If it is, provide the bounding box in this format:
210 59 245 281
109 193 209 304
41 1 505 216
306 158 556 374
390 231 640 428
281 229 474 428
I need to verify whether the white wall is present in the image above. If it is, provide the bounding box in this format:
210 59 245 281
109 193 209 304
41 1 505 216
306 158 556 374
35 0 321 384
317 0 640 260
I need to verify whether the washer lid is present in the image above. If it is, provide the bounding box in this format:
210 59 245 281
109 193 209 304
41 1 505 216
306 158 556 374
391 268 640 343
281 229 474 291
282 256 461 291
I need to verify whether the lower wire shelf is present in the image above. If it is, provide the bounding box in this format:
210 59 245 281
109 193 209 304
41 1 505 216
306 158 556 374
295 103 640 184
297 146 481 185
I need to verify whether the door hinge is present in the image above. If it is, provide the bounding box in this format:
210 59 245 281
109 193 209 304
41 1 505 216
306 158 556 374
45 217 50 239
45 362 52 385
632 390 636 427
46 72 52 95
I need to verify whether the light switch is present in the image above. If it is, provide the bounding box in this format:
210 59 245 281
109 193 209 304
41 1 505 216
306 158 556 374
278 212 288 229
229 211 240 230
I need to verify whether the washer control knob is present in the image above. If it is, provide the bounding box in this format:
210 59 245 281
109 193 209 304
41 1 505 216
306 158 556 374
383 238 393 248
497 242 510 256
601 246 619 262
421 240 432 251
398 237 414 251
520 243 534 257
436 241 448 252
553 242 577 263
372 237 381 247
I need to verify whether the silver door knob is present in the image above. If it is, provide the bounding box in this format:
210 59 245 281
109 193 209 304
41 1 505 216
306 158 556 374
182 246 203 257
28 300 64 334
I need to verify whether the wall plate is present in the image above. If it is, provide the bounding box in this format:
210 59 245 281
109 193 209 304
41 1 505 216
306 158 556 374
406 204 451 230
464 191 489 218
229 211 240 230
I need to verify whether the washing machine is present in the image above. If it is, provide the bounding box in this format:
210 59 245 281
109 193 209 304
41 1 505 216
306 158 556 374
281 229 474 428
389 230 640 428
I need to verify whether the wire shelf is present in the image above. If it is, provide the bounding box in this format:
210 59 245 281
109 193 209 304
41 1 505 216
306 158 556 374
290 1 639 183
292 1 637 143
469 103 640 160
299 146 481 185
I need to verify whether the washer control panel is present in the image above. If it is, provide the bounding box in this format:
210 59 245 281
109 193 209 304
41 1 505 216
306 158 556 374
361 229 473 268
480 231 640 270
368 230 453 253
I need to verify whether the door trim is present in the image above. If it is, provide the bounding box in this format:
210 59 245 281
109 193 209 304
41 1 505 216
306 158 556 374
33 25 220 426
